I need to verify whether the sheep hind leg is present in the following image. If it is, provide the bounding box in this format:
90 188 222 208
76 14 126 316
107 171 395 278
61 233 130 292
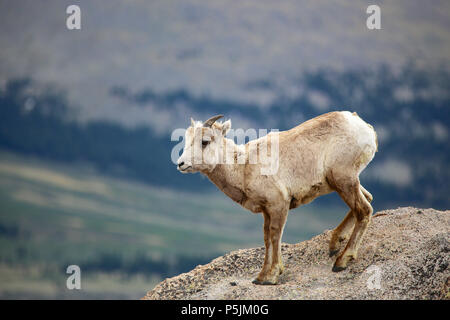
360 185 373 203
332 180 373 272
329 185 372 256
329 209 355 257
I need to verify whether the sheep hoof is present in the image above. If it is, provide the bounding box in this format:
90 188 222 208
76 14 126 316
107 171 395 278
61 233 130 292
332 264 347 272
252 278 277 285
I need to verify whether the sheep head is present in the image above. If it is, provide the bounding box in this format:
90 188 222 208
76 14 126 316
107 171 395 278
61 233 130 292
177 115 231 173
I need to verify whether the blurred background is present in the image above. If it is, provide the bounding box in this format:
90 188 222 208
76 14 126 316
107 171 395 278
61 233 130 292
0 0 449 299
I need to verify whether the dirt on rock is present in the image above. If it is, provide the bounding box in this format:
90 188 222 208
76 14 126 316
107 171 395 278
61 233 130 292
143 207 449 300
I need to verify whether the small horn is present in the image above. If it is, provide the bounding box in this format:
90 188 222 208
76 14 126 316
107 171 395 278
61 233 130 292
203 114 224 127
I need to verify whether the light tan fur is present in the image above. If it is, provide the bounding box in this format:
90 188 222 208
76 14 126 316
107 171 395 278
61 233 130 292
177 111 378 284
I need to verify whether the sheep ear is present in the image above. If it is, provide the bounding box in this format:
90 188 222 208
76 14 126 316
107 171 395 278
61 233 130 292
190 117 195 127
222 120 231 135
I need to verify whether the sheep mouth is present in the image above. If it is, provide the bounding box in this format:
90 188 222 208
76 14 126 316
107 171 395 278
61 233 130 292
178 165 193 172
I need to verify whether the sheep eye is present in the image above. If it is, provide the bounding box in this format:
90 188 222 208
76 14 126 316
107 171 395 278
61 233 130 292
202 140 209 147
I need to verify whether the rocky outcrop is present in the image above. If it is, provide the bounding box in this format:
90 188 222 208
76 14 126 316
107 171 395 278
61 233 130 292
143 207 449 300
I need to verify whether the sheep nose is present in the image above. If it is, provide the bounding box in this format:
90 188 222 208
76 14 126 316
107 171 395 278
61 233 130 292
178 161 185 168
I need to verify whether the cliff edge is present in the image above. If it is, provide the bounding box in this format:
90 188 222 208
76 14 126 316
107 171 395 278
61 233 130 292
144 207 449 300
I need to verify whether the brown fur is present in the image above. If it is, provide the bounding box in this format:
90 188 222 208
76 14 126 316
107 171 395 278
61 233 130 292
178 111 378 284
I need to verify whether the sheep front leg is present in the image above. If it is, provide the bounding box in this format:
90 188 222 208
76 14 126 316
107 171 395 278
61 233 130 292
253 205 288 285
253 210 272 284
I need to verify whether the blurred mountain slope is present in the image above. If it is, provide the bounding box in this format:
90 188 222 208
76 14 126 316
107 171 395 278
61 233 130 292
1 65 448 210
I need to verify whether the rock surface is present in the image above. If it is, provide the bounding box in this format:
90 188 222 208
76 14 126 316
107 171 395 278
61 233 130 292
143 207 449 300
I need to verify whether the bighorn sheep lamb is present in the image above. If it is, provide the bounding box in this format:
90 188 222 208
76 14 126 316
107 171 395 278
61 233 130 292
177 111 378 285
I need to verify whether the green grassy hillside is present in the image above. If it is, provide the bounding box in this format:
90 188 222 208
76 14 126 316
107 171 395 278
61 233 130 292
0 151 344 299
